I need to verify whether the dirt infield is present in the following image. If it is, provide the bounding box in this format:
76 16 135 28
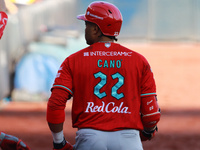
1 42 200 150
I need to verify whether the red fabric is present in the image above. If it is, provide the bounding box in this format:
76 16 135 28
0 12 8 39
51 42 157 131
140 96 159 115
47 88 70 124
0 132 30 150
140 96 160 128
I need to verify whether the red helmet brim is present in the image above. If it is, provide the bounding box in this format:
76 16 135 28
77 14 87 21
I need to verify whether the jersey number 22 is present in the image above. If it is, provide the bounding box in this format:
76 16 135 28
94 71 124 100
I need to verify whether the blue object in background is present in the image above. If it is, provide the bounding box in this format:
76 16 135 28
14 52 60 95
14 35 87 96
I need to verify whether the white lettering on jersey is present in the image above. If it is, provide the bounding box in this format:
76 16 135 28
85 101 131 114
84 52 89 56
90 51 132 57
0 13 8 27
83 51 132 57
149 106 154 111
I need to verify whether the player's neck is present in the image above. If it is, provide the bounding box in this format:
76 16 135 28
97 36 114 43
98 41 113 43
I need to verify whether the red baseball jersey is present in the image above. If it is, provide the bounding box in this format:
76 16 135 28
0 11 8 39
52 42 156 131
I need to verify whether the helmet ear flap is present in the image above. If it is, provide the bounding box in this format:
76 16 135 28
77 1 123 37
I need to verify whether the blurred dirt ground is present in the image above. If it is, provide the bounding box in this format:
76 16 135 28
1 42 200 150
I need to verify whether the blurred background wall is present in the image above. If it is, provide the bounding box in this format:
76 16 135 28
0 0 200 100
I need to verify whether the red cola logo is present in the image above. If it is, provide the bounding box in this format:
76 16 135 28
85 101 131 114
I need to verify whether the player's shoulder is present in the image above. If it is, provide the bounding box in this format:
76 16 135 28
117 43 148 60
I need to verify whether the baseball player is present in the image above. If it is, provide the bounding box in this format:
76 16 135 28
47 1 160 150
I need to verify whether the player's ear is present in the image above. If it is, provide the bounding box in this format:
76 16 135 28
93 24 101 36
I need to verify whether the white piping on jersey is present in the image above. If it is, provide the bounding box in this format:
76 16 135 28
142 111 160 117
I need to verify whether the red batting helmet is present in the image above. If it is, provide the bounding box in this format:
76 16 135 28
77 1 123 37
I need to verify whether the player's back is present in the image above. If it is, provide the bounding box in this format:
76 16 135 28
65 42 155 131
